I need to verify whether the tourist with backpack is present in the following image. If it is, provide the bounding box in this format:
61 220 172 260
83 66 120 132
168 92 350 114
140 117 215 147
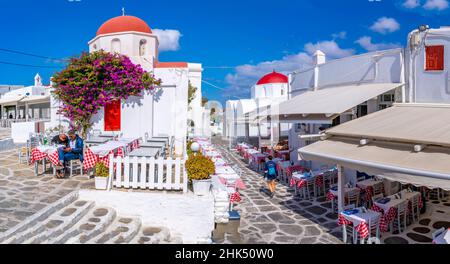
264 156 278 198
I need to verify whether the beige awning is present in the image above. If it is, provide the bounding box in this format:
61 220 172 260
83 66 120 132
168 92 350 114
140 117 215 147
377 173 450 192
299 137 450 190
327 103 450 147
0 96 24 105
258 83 403 122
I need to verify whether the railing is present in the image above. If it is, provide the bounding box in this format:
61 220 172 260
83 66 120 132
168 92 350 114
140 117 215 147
0 118 50 128
108 155 188 193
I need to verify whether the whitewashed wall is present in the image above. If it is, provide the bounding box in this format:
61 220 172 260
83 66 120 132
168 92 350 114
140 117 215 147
410 28 450 103
291 49 403 97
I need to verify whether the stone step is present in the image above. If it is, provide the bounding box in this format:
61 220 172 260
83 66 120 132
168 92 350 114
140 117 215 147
0 191 79 244
8 200 95 244
129 226 172 244
85 216 142 244
44 206 117 244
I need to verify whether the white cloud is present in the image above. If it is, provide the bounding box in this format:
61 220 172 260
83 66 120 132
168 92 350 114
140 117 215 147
223 40 354 98
423 0 449 10
355 36 402 51
370 17 400 34
304 40 355 59
332 31 347 40
403 0 421 8
152 29 182 52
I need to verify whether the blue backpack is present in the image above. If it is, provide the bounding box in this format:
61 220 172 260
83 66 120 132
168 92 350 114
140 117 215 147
268 165 276 176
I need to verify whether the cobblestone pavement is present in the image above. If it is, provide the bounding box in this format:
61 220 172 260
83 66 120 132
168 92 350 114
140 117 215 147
212 138 450 244
0 149 94 233
212 138 343 244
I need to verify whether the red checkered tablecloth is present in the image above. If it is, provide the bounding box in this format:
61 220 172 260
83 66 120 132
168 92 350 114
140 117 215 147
290 178 307 189
327 191 336 201
31 148 60 166
286 165 305 177
371 204 396 232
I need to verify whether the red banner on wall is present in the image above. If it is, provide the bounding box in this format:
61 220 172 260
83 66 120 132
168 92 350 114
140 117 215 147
104 100 121 131
426 45 444 71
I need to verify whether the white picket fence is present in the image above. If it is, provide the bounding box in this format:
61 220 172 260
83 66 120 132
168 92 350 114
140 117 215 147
108 155 188 193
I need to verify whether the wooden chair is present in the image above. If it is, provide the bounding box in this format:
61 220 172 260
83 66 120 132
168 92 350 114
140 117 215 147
373 182 384 196
346 189 360 207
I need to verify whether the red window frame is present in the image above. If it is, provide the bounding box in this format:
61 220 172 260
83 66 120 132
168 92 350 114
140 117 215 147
425 45 444 71
104 100 121 132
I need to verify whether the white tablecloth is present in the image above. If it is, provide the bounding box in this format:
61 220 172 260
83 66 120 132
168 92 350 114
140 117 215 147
36 145 57 154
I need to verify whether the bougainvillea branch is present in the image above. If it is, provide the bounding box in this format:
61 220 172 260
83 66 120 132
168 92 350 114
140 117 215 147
51 50 161 137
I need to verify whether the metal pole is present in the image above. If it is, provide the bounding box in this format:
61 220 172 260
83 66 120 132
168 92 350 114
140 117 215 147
337 164 345 213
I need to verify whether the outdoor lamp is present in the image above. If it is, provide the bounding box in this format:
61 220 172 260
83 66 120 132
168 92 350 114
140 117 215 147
191 142 200 153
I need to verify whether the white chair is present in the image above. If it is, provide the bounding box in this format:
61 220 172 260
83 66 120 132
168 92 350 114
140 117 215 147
367 214 381 243
409 194 421 223
432 227 445 240
342 204 357 244
394 201 408 233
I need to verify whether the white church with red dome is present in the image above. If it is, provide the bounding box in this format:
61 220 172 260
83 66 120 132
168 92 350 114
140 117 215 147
49 15 205 155
225 71 291 146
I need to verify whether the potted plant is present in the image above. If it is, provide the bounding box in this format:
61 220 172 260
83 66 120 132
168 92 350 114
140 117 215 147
186 153 215 196
94 162 109 190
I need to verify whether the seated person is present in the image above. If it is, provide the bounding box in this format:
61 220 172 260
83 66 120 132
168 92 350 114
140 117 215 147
56 130 84 178
51 133 69 146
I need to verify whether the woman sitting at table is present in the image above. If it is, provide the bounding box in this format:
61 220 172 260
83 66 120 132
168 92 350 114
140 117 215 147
56 130 84 178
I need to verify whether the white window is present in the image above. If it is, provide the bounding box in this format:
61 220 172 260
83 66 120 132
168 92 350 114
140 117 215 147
111 39 121 53
139 39 147 56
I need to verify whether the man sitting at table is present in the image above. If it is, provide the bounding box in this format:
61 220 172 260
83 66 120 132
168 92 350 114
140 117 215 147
56 130 84 178
51 133 69 146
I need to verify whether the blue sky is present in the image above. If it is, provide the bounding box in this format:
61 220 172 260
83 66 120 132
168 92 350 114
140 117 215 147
1 0 450 104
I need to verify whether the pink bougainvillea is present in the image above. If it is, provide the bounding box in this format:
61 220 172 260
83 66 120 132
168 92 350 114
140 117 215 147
52 50 161 137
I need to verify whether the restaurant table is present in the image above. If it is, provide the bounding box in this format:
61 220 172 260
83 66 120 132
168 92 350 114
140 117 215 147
140 142 165 153
433 229 450 244
373 191 421 213
31 145 59 176
338 207 382 242
372 191 422 232
85 137 109 145
356 178 384 203
98 134 116 138
215 166 236 175
327 186 361 212
128 148 160 158
147 138 169 145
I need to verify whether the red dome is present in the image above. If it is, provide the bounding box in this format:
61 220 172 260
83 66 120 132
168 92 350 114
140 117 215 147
97 16 152 36
256 71 288 85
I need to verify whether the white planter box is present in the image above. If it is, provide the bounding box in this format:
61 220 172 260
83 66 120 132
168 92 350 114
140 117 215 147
95 176 109 190
192 179 212 196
